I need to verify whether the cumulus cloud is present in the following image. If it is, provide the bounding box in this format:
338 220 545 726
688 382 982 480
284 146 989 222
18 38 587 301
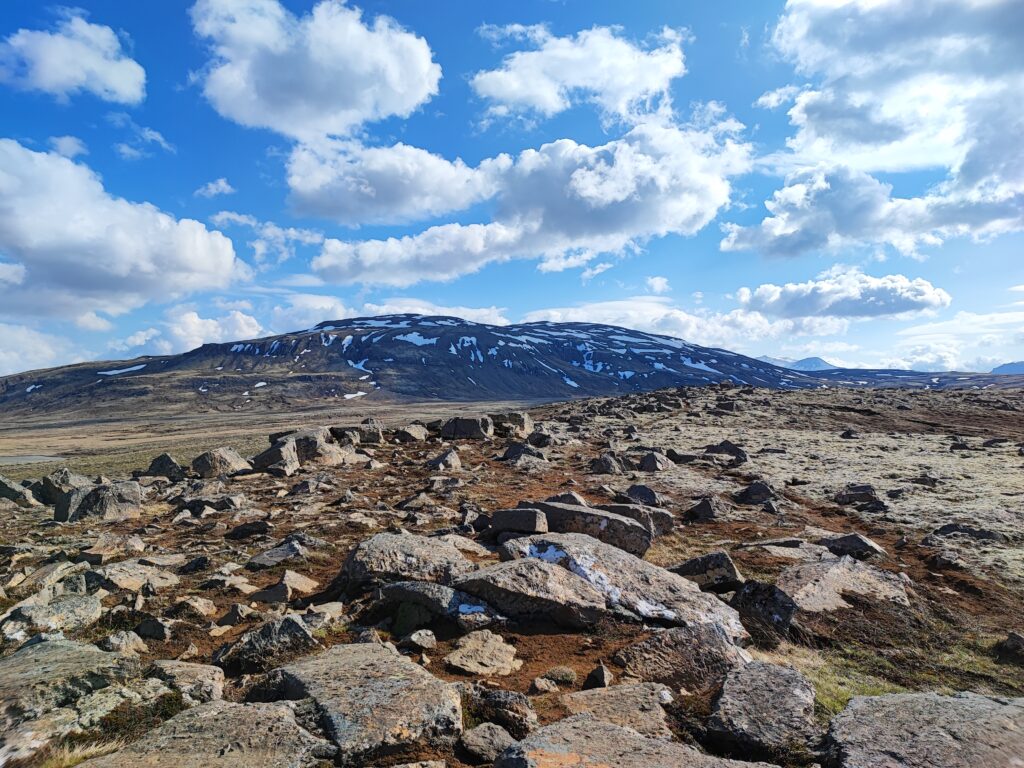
314 114 751 285
522 295 846 350
0 9 145 104
360 298 509 325
645 276 670 294
287 140 509 225
49 135 88 158
269 293 349 334
471 25 685 123
162 306 263 352
190 0 440 141
0 323 83 376
107 111 174 160
722 165 1023 257
211 211 322 264
736 0 1024 256
0 140 247 323
195 177 235 197
108 326 161 353
737 265 951 319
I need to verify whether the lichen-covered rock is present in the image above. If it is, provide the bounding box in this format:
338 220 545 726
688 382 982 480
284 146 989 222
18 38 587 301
441 416 494 439
561 683 674 739
257 643 462 766
213 615 320 675
378 581 505 633
191 447 252 478
670 551 745 593
825 692 1024 768
455 558 607 629
339 531 476 588
148 660 225 704
500 533 747 640
520 501 653 556
776 555 911 613
613 624 751 694
79 701 336 767
445 629 522 676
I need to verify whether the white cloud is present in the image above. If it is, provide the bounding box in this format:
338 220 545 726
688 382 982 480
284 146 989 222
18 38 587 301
360 298 509 326
722 165 1023 258
0 139 247 322
75 311 113 331
108 112 175 159
195 177 235 197
211 211 322 264
737 265 951 318
108 327 161 353
269 293 349 333
522 295 846 351
163 306 263 352
0 262 26 285
314 114 751 285
48 135 88 158
739 0 1024 256
190 0 440 141
287 140 510 226
0 9 145 104
0 323 82 376
471 25 685 123
645 276 670 294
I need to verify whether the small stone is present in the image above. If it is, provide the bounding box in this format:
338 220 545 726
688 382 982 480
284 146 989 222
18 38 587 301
582 661 614 689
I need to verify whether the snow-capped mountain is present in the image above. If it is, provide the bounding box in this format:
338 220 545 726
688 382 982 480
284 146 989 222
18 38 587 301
757 355 839 372
2 315 1019 416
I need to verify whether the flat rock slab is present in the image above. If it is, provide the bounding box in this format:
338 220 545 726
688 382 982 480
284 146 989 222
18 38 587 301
708 661 820 757
340 532 476 588
826 692 1024 768
493 715 780 768
262 643 462 766
776 555 910 612
379 581 504 633
500 532 747 640
561 683 674 739
613 624 752 695
524 502 653 557
445 629 522 676
80 701 335 768
455 558 607 629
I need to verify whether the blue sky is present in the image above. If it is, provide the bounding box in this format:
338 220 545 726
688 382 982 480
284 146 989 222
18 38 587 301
1 0 1022 375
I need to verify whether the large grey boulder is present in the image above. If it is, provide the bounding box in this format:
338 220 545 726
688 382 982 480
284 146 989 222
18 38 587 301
613 624 751 694
213 614 320 675
257 643 462 766
708 661 821 759
493 715 779 768
191 447 252 478
339 531 476 588
441 416 494 439
143 453 186 481
500 533 747 640
148 660 225 704
30 467 94 505
378 581 505 633
461 722 517 763
455 559 607 629
0 638 143 764
87 559 180 593
491 411 534 437
252 439 301 477
520 501 653 556
1 593 103 642
594 502 675 536
825 692 1024 768
776 555 911 613
0 474 40 508
80 700 336 767
670 551 745 593
445 629 522 676
55 480 143 522
560 683 674 739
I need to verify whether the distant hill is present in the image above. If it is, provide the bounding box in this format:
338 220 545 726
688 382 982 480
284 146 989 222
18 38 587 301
992 361 1024 374
757 355 839 372
1 314 1021 418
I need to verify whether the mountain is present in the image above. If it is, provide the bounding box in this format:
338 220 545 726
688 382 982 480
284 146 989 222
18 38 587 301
2 314 1021 417
757 355 839 371
992 361 1024 374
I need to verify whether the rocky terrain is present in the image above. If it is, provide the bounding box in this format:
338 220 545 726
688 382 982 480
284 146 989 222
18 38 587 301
1 383 1023 767
4 315 1023 420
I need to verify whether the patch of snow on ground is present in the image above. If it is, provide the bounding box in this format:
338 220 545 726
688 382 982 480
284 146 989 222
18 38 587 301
97 364 146 376
253 381 268 388
563 376 579 388
680 356 722 375
344 391 367 399
395 332 438 346
25 384 41 392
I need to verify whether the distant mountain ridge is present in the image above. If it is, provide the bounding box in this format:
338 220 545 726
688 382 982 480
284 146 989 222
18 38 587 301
1 314 1021 416
992 361 1024 375
757 355 839 372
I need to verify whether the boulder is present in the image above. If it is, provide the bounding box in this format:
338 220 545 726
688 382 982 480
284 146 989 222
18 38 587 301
685 496 730 523
500 533 748 639
561 683 674 739
708 661 821 758
441 416 494 439
339 532 476 588
251 570 319 603
461 722 516 763
776 555 911 613
257 643 462 766
825 692 1024 768
491 412 534 438
395 424 429 443
1 593 103 642
445 629 522 676
0 474 40 508
427 447 462 471
252 439 301 477
463 686 538 739
87 559 180 593
378 581 505 633
455 559 607 629
670 551 745 593
590 452 623 474
613 624 751 694
247 532 326 571
728 581 798 647
520 501 652 557
815 532 887 560
55 480 143 522
639 452 673 472
191 447 252 478
79 701 336 768
213 615 320 675
493 715 778 768
594 503 674 536
734 480 776 505
30 467 94 506
623 484 666 507
143 453 186 481
148 660 225 704
491 508 548 535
